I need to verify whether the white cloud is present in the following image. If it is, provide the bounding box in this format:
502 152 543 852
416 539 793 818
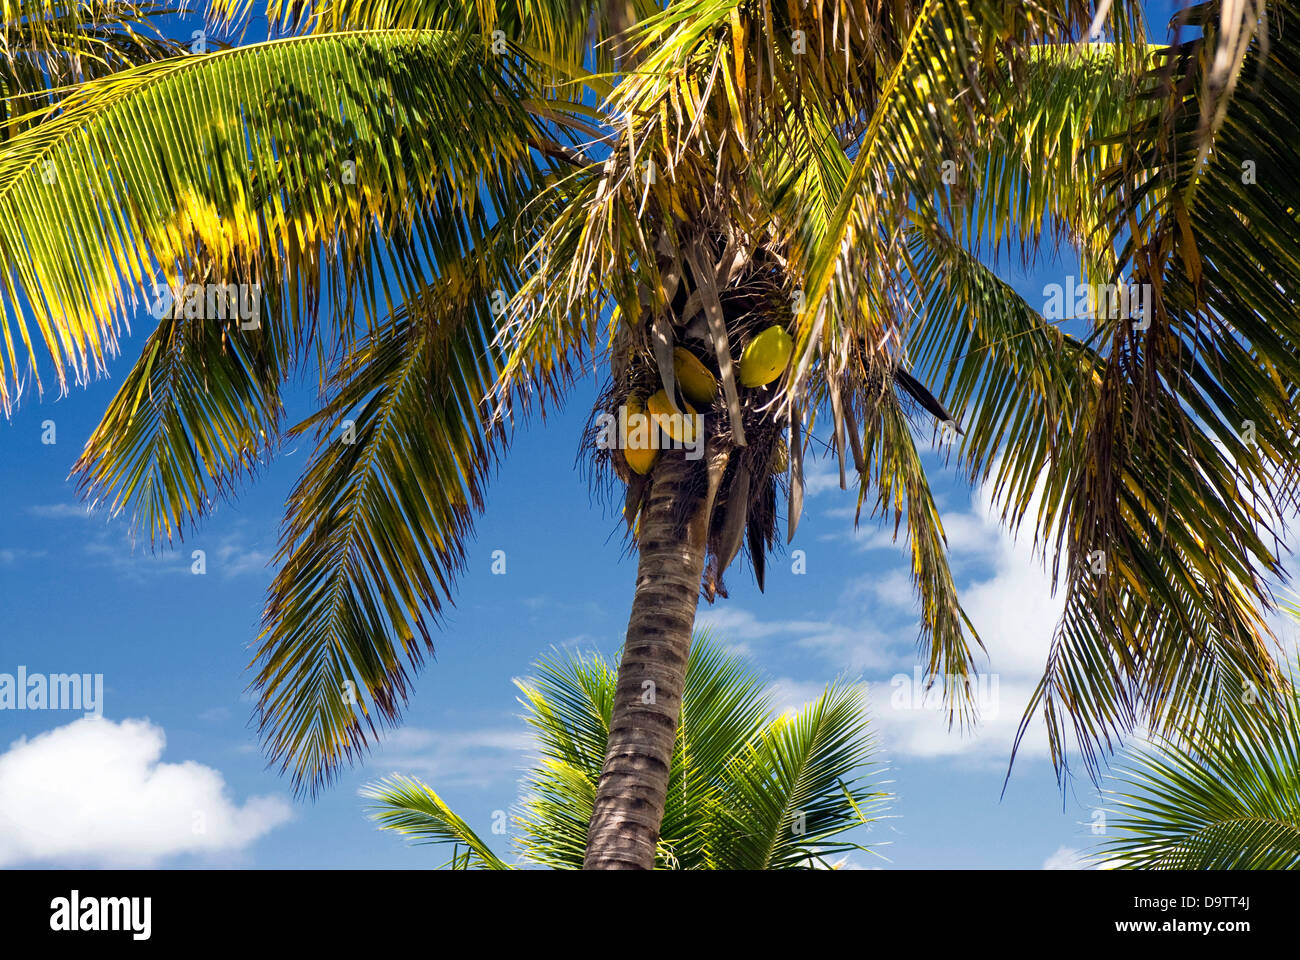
937 509 1002 557
373 725 535 789
0 717 292 867
856 457 1300 766
697 608 897 672
802 454 845 498
954 517 1062 679
849 568 915 614
868 677 1049 762
820 516 902 554
80 526 270 581
696 607 836 642
855 480 1063 762
704 468 1067 763
1043 845 1088 870
28 503 98 520
793 624 899 673
767 677 840 716
210 539 271 578
0 547 45 565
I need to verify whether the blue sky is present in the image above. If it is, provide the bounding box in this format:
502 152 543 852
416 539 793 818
0 0 1282 871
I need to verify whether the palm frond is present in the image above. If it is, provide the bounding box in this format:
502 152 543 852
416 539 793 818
713 680 885 869
362 775 514 869
71 259 290 542
1096 652 1300 870
253 249 515 794
0 27 547 414
857 382 982 728
1015 1 1300 779
372 633 885 869
0 0 183 133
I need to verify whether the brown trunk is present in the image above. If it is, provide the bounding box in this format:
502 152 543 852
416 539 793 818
583 448 712 869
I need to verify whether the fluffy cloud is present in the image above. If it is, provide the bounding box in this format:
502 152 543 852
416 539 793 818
868 677 1049 761
766 677 845 717
696 606 833 642
719 450 1123 763
0 717 292 867
844 475 1063 762
730 463 1067 763
802 456 848 498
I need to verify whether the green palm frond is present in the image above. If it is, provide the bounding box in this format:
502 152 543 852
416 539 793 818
366 633 887 869
1012 3 1300 778
253 252 515 793
517 634 780 869
70 262 290 541
1096 626 1300 870
656 635 777 866
957 41 1160 268
362 775 514 870
511 648 616 868
713 681 884 870
0 27 548 414
517 645 617 775
857 383 981 728
884 20 1298 781
0 1 180 105
250 169 565 793
906 224 1104 517
792 0 1141 401
212 0 658 74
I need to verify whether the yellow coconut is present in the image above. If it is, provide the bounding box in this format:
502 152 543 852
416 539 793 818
646 389 700 444
620 396 659 475
771 436 789 475
673 347 718 405
739 325 794 387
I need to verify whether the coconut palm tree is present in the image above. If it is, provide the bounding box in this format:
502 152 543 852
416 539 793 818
0 0 1296 869
364 633 888 869
1091 602 1300 870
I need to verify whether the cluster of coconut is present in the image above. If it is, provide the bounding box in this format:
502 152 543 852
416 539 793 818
620 324 793 475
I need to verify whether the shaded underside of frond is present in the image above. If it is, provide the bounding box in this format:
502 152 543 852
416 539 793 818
1019 0 1300 780
253 247 525 793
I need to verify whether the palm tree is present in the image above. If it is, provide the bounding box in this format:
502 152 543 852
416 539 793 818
364 633 888 869
0 0 1296 868
1093 602 1300 870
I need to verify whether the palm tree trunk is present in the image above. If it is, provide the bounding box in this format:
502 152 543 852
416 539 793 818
583 448 712 869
